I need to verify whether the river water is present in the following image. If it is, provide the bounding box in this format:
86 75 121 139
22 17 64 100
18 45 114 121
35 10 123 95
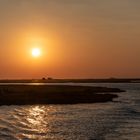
0 83 139 140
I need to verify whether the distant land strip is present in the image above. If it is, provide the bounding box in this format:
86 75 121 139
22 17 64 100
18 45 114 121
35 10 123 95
0 78 140 83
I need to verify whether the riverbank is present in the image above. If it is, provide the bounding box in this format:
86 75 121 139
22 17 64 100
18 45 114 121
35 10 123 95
0 85 125 105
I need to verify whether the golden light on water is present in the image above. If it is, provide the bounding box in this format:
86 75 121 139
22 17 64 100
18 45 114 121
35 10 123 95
26 106 55 130
15 105 57 139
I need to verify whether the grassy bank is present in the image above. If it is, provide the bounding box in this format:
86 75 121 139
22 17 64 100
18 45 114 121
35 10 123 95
0 85 125 105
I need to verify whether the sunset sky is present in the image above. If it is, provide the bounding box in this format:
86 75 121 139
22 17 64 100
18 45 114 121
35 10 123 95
0 0 140 79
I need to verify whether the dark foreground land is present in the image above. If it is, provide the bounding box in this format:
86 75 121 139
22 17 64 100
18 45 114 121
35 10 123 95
0 85 125 105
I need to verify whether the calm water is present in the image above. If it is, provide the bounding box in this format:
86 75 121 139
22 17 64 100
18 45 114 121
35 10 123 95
0 83 140 140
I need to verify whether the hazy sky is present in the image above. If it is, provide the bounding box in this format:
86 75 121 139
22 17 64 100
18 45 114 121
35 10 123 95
0 0 140 79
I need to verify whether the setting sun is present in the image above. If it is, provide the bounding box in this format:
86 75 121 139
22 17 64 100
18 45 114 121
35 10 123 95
32 48 41 57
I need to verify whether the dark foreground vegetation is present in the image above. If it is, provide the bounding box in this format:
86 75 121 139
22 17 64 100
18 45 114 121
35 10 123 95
0 85 125 105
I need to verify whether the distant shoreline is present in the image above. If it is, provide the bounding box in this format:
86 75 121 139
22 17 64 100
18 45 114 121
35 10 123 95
0 85 125 105
0 78 140 83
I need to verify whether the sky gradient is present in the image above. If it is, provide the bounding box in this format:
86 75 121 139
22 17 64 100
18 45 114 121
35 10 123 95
0 0 140 79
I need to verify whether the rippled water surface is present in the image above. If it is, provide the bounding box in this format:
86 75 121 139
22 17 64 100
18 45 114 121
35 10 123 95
0 83 140 140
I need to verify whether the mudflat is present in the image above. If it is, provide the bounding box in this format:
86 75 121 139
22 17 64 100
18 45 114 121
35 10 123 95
0 85 125 105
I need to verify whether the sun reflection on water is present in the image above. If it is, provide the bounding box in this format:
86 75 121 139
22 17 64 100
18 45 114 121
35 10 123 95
15 105 56 139
25 106 54 134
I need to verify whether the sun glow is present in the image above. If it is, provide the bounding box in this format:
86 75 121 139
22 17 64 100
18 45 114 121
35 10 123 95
32 48 41 57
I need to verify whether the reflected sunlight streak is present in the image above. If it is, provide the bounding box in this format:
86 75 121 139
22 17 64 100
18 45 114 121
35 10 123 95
27 106 47 133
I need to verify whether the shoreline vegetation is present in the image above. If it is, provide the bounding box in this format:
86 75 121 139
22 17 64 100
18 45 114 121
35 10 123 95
0 85 125 105
0 78 140 83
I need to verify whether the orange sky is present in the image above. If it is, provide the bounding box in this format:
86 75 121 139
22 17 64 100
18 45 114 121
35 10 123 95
0 0 140 79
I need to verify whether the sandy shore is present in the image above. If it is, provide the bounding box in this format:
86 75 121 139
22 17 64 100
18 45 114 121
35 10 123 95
0 85 125 105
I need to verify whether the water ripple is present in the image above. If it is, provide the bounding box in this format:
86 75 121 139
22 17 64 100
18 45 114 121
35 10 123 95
0 83 139 139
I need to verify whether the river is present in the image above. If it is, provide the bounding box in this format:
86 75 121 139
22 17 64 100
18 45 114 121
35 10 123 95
0 83 139 140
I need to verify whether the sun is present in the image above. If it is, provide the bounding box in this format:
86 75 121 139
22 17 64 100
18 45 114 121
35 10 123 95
32 48 41 57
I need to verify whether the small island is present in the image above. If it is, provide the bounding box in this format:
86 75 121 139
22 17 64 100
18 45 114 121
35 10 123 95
0 85 125 105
